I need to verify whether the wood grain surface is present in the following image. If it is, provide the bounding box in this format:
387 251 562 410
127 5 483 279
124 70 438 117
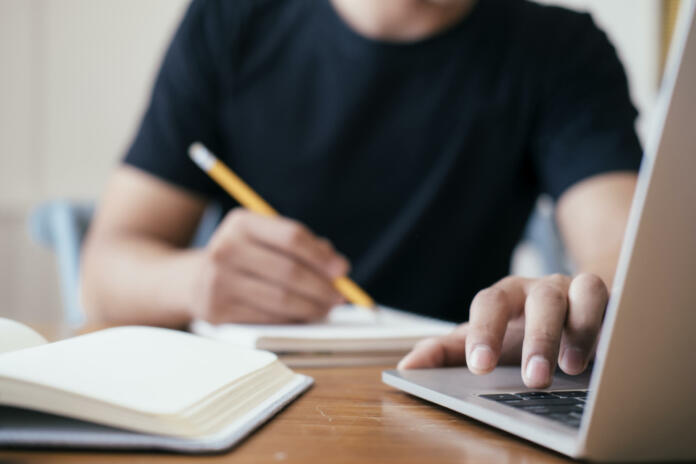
0 325 576 463
0 362 575 464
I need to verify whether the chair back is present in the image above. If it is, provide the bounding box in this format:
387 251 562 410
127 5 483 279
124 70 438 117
29 201 221 325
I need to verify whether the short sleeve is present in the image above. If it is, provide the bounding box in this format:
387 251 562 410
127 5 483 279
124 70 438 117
123 0 234 197
531 12 643 200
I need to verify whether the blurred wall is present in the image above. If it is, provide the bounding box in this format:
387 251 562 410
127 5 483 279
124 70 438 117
0 0 189 322
0 0 661 323
537 0 662 142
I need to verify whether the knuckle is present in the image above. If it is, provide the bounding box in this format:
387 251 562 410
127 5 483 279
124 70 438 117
571 273 607 298
529 282 566 306
223 207 248 229
568 307 599 328
281 261 303 282
208 242 228 264
526 330 559 348
474 287 508 306
471 287 508 315
565 327 597 345
276 287 293 307
468 320 497 337
546 273 570 286
209 222 246 264
209 239 242 265
284 223 307 247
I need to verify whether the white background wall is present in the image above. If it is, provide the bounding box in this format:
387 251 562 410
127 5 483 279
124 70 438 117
0 0 189 211
0 0 189 322
0 0 665 322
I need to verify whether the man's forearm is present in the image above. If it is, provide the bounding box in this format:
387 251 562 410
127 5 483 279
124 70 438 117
81 236 202 328
557 172 637 290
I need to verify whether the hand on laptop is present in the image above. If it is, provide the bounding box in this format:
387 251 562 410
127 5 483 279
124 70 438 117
397 274 609 388
190 209 348 324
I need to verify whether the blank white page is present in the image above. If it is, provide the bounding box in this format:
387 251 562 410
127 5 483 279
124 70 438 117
0 327 277 415
0 318 47 355
192 305 455 344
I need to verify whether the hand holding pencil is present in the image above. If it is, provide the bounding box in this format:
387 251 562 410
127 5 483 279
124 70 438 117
188 142 375 324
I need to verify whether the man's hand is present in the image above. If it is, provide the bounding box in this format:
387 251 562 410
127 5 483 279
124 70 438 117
398 273 609 388
190 208 349 324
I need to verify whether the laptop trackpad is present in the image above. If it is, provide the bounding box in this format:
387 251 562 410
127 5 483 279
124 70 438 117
384 366 591 400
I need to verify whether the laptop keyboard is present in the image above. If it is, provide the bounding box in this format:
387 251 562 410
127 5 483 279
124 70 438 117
479 390 588 428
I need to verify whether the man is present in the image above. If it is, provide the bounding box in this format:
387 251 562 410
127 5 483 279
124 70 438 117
81 0 640 389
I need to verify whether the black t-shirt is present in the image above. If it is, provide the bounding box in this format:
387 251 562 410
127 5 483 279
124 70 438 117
124 0 642 322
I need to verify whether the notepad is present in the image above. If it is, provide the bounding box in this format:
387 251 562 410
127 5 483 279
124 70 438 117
0 318 312 453
191 305 455 366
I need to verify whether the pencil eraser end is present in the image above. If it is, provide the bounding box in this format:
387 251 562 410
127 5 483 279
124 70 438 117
188 142 216 170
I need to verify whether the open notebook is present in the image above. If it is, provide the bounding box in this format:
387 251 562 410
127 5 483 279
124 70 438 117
0 318 312 453
191 305 455 367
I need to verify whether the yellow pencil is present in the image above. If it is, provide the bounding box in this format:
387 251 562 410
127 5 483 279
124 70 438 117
189 142 376 310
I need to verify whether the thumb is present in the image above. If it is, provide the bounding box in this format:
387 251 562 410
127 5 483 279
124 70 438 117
397 326 469 369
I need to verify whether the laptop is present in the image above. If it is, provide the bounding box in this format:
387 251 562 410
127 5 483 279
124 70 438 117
383 1 696 461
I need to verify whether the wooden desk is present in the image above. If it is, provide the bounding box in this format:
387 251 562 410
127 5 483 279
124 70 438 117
0 328 574 464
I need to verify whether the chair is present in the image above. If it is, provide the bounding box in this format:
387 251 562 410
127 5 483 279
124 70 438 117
29 200 222 325
516 196 570 277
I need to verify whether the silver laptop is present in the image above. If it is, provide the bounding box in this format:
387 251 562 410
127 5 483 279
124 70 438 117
383 2 696 461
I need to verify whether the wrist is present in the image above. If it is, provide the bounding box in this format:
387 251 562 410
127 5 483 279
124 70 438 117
152 248 206 327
